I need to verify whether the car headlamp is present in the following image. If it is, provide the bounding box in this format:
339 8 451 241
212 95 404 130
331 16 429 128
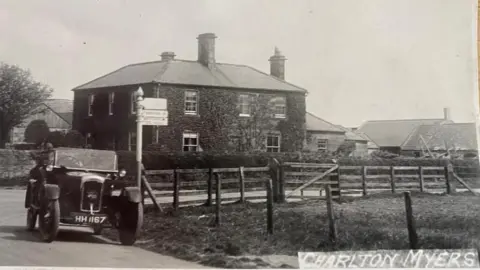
118 169 127 177
46 165 53 172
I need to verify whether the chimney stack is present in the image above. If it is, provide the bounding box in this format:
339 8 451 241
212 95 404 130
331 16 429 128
269 47 287 80
443 107 451 121
161 51 175 61
197 33 217 69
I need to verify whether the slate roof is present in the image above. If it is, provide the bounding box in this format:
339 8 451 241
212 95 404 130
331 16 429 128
73 60 307 93
356 118 452 147
42 99 73 125
306 112 345 133
401 123 478 151
335 125 368 142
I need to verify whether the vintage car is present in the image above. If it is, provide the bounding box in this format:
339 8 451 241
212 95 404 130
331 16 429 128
24 147 143 245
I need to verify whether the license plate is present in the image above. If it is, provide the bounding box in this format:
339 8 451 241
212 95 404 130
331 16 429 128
71 213 108 224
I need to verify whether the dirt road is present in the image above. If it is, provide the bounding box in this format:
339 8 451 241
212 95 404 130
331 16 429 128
0 189 210 268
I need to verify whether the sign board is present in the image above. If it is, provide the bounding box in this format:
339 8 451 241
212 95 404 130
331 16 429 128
142 97 167 110
139 110 168 126
138 98 168 126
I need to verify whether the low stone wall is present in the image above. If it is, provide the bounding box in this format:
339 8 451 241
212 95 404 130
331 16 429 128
0 149 35 185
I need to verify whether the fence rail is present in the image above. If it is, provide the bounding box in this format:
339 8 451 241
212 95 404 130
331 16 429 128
140 162 475 208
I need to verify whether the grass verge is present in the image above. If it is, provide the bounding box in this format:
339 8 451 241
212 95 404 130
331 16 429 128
103 192 480 268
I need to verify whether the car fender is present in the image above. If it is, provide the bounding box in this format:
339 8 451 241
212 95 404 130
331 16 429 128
123 187 142 203
44 184 60 200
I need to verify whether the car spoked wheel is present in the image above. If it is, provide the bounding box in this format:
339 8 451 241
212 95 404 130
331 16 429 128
26 208 37 231
118 202 143 246
38 200 60 243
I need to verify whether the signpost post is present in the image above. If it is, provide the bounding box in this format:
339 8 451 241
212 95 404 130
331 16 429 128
134 88 168 191
135 87 145 190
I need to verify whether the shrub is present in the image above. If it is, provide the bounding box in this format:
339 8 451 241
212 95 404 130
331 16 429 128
12 143 37 150
64 130 85 148
24 119 50 144
47 131 66 147
116 150 480 174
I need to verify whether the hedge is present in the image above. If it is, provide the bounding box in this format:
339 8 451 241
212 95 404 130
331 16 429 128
116 150 480 174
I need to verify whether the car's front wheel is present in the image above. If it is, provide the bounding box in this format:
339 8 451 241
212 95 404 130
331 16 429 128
38 200 60 243
118 202 143 246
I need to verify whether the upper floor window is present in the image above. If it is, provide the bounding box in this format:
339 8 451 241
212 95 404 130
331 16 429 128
88 94 95 116
266 134 281 153
272 96 286 119
183 132 199 152
108 92 115 115
184 90 198 115
238 94 252 117
317 139 328 152
130 91 136 114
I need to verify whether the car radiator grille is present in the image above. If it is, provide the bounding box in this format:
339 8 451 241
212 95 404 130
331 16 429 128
81 181 103 212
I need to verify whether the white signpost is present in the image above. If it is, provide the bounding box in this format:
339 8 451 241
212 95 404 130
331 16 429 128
135 88 168 190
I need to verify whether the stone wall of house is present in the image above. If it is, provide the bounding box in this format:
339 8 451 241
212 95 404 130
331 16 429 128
0 150 35 183
74 82 307 152
305 131 346 152
351 142 369 157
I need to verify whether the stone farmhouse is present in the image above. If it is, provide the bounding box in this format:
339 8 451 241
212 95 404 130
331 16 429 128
304 112 375 157
72 33 308 152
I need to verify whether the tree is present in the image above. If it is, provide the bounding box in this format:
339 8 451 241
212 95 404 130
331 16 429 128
416 123 474 159
24 120 50 144
0 62 53 147
199 88 237 152
236 94 277 152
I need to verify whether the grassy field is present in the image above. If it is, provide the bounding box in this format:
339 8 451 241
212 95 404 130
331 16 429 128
103 192 480 268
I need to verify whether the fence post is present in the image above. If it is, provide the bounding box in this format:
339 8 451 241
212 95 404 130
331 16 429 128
269 158 280 203
215 173 221 226
404 191 418 249
445 163 453 194
326 185 337 245
278 163 286 203
266 178 274 234
173 169 180 214
239 166 245 203
205 168 213 206
330 166 340 198
390 166 396 193
418 166 424 193
361 166 367 196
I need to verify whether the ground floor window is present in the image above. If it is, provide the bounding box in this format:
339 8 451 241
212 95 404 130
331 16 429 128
128 132 136 151
317 139 328 151
183 132 199 152
266 134 281 152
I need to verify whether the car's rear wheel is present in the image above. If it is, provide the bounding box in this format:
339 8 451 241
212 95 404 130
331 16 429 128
38 200 60 243
118 202 143 246
26 208 37 231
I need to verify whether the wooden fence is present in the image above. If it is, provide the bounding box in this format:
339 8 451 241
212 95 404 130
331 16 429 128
141 162 465 208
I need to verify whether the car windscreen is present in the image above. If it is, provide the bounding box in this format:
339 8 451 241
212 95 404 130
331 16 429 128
54 149 117 171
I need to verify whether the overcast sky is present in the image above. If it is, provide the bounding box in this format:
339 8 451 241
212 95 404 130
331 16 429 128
0 0 477 127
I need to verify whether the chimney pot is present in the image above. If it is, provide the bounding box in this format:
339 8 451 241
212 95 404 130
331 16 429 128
269 46 287 80
443 107 451 120
197 33 217 69
161 51 175 61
